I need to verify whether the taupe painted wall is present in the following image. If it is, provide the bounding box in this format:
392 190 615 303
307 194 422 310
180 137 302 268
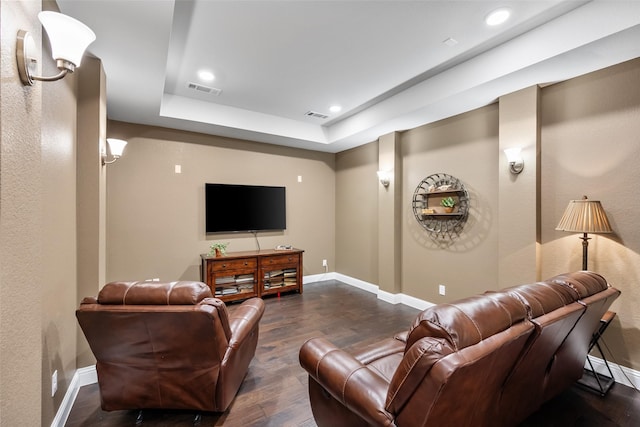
335 105 500 302
540 57 640 370
105 121 335 283
335 142 379 283
0 2 44 425
401 105 500 302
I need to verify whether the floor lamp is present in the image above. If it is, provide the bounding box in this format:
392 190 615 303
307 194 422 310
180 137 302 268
555 196 613 270
556 196 616 396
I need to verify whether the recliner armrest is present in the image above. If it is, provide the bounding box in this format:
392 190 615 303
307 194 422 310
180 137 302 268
354 336 406 365
299 337 394 426
80 296 97 304
228 298 265 348
216 297 265 410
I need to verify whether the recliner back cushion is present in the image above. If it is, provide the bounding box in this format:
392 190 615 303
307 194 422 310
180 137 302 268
549 271 608 298
501 282 577 317
77 304 225 411
98 281 212 305
405 291 527 352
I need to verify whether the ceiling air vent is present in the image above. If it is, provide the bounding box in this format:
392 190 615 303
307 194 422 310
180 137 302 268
305 110 329 119
187 82 222 96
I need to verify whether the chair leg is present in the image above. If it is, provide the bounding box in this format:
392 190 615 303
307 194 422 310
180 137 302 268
135 410 144 425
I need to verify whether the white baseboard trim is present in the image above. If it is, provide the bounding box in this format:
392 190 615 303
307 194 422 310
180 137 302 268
586 354 640 389
51 365 97 427
397 293 436 311
331 273 434 310
303 272 337 284
332 273 379 294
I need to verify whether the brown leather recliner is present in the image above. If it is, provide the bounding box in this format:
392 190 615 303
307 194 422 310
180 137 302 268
76 281 265 413
299 271 620 427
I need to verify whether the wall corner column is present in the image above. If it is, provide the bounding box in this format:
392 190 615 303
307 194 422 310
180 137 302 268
378 132 402 294
76 57 107 367
498 86 541 288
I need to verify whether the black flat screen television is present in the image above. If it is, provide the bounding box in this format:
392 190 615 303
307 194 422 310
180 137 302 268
205 183 286 233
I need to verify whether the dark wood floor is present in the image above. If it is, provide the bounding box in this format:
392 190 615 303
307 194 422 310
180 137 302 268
66 280 640 426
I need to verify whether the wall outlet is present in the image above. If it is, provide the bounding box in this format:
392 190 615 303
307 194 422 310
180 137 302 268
322 259 327 267
297 175 303 183
52 370 58 397
438 284 446 296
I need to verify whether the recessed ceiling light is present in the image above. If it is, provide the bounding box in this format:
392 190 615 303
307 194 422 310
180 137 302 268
485 8 511 26
329 105 342 113
197 69 215 82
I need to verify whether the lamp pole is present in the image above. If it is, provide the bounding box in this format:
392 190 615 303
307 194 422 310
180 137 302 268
580 232 591 270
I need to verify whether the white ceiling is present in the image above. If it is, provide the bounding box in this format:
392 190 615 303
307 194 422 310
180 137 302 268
56 0 640 153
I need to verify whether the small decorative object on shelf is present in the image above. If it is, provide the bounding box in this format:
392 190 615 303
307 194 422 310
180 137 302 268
441 196 456 213
412 173 469 239
209 242 229 257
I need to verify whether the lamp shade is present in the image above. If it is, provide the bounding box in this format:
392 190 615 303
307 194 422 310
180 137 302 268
38 11 96 67
106 138 128 157
555 196 612 234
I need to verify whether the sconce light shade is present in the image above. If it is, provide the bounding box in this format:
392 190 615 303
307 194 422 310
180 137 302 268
503 147 524 174
556 195 612 270
102 138 128 165
39 11 96 68
377 171 390 188
17 11 96 86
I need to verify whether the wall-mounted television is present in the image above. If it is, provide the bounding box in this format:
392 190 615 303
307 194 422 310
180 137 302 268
205 183 286 233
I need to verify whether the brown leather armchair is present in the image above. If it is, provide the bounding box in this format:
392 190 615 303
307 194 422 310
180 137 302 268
76 281 264 413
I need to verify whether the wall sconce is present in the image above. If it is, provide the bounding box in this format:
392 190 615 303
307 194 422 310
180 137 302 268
377 171 390 188
102 138 128 165
17 11 96 86
503 147 524 174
